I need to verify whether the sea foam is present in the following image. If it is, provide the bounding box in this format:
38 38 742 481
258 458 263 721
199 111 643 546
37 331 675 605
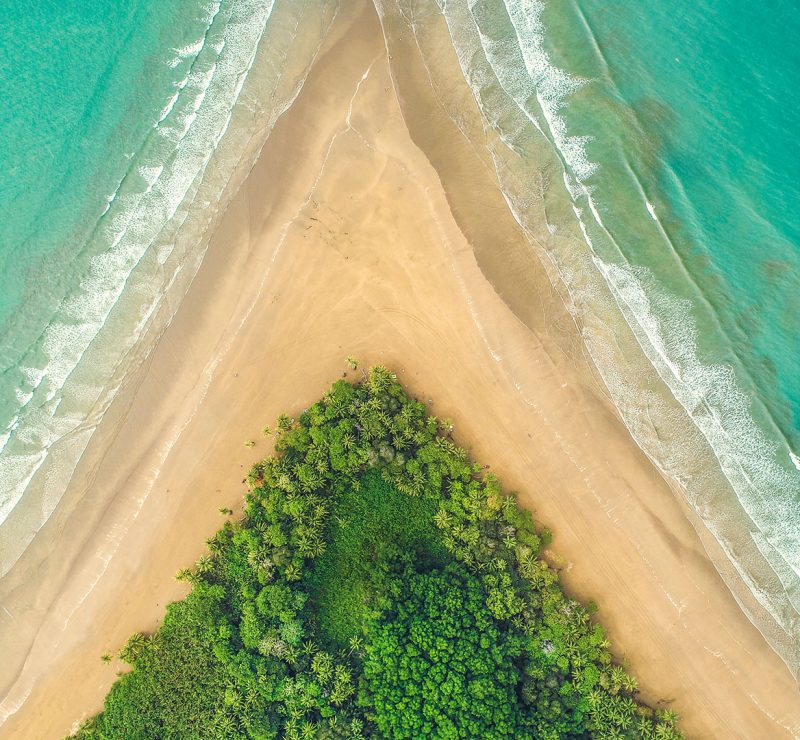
405 0 800 674
0 0 337 579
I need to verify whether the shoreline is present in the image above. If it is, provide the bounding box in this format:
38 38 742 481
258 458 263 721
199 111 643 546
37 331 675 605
378 0 800 676
0 0 340 579
1 2 799 737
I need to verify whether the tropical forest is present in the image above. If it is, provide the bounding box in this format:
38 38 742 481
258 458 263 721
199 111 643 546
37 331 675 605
72 366 682 739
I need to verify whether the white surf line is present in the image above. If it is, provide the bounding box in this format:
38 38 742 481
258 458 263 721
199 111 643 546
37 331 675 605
0 8 346 726
379 0 582 364
398 0 800 725
0 0 277 555
378 7 623 504
468 0 789 514
57 12 356 638
390 0 591 355
433 2 800 602
382 13 800 723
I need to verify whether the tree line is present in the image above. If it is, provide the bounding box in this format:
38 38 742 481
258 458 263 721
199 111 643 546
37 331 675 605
72 366 682 739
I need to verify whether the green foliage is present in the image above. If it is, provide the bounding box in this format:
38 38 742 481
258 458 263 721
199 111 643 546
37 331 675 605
305 471 449 648
71 367 682 740
360 563 528 739
82 588 282 739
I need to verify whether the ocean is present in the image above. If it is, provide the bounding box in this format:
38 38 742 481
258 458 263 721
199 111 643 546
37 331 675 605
412 0 800 672
2 0 799 678
0 0 338 573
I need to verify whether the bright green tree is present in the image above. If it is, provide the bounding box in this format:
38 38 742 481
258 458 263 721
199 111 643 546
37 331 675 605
359 563 530 739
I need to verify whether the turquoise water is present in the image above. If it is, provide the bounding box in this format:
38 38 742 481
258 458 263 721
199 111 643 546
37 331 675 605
539 0 800 655
550 0 800 450
0 0 337 573
404 0 800 673
0 0 205 320
0 0 217 522
2 0 799 678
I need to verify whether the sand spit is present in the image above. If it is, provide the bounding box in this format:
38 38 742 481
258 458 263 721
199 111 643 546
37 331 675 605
0 2 798 737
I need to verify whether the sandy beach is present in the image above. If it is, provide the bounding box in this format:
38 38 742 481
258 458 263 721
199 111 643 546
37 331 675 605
1 2 798 737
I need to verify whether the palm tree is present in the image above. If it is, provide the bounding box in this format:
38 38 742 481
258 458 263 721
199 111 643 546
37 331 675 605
571 652 586 670
636 716 656 739
433 509 452 529
610 665 628 694
175 568 198 585
214 714 236 737
587 690 603 712
309 539 326 558
468 488 485 508
519 553 537 579
413 428 429 445
278 473 296 492
119 632 147 664
225 691 242 712
616 708 633 730
297 531 325 558
622 672 639 693
284 720 300 740
655 722 680 740
657 708 679 726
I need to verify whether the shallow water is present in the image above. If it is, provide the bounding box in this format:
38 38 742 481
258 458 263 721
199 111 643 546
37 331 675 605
0 0 215 516
544 0 800 656
2 0 799 678
384 0 800 673
547 0 800 456
0 0 338 573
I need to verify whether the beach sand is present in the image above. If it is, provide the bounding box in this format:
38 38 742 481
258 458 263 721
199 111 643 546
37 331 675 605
1 2 798 737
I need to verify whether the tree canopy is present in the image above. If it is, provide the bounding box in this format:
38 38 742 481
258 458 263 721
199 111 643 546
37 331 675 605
360 562 528 739
72 366 682 740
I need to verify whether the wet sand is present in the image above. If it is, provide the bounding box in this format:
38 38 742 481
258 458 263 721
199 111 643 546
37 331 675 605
1 2 798 737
